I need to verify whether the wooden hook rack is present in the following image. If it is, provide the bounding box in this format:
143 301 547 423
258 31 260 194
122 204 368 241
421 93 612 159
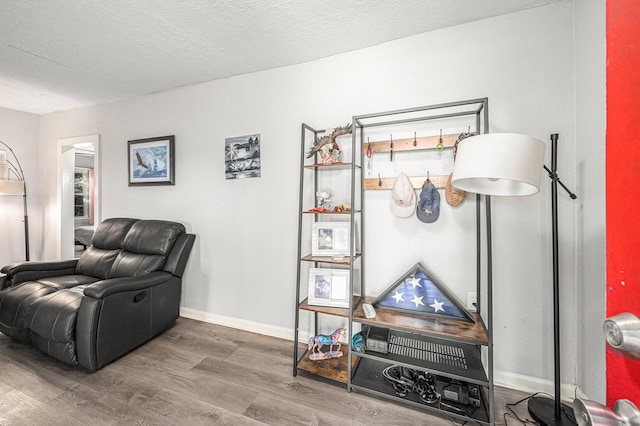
364 132 474 154
362 131 473 190
364 174 449 190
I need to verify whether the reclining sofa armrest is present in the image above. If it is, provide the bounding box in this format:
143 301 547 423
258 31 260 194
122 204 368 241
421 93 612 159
83 271 172 299
163 233 196 277
77 271 182 371
0 260 79 286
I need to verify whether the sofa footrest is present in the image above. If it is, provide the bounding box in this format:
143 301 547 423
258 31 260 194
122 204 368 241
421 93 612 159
0 282 57 333
24 288 86 344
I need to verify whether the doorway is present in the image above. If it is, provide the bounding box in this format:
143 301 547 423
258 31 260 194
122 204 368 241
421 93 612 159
57 135 100 259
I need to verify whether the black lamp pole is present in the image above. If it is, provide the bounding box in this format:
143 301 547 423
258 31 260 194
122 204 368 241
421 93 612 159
22 180 30 261
528 134 577 426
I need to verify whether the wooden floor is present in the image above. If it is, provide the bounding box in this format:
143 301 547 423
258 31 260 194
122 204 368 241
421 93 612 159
0 317 533 425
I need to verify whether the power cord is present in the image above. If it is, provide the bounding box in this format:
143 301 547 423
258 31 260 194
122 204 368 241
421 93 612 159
503 392 553 425
382 365 479 418
382 365 439 403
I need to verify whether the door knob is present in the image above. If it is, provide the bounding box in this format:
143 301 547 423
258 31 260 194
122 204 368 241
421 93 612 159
604 312 640 359
573 398 640 426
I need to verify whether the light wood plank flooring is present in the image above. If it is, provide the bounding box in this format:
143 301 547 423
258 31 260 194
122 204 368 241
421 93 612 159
0 317 533 425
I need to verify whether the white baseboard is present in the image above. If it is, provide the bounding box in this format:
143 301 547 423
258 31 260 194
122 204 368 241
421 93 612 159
494 370 587 402
180 307 294 341
180 307 587 400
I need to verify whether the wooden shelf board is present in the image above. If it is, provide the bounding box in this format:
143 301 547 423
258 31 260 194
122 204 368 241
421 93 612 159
303 162 359 170
296 351 357 384
300 254 361 265
302 210 361 215
353 297 488 346
299 296 362 317
364 175 449 190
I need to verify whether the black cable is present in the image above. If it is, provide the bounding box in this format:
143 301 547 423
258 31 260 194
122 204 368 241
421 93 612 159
503 392 552 425
382 365 439 403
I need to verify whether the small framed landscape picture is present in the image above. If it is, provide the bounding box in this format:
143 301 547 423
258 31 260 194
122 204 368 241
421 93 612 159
307 268 350 308
128 135 175 186
225 133 261 179
311 222 350 257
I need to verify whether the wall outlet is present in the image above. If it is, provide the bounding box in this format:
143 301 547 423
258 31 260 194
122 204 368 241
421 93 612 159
467 292 477 311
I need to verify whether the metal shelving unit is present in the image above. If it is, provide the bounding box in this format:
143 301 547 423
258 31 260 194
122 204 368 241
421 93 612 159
293 123 363 385
293 98 495 425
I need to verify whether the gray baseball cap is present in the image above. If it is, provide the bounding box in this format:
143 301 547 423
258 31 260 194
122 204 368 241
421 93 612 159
416 181 440 223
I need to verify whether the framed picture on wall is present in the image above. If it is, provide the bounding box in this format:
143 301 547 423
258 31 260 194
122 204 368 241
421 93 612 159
128 135 175 186
225 133 261 179
307 268 350 308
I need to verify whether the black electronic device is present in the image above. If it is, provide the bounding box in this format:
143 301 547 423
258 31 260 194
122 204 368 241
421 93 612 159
436 377 481 407
365 326 390 354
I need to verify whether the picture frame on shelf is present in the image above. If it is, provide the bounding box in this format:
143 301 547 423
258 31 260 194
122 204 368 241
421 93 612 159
128 135 175 186
311 222 350 257
307 268 350 308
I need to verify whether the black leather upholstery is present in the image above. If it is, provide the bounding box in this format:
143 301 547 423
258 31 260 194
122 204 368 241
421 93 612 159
0 218 195 371
75 217 138 279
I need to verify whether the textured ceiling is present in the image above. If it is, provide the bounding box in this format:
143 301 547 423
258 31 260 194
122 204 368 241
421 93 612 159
0 0 559 115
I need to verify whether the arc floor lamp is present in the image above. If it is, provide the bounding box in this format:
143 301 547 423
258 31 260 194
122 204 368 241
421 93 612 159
0 140 30 261
452 133 577 426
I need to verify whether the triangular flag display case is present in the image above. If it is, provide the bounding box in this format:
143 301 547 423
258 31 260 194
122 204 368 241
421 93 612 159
373 262 474 322
292 99 495 425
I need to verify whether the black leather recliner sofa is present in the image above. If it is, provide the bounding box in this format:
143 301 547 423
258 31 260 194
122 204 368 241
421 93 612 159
0 218 195 371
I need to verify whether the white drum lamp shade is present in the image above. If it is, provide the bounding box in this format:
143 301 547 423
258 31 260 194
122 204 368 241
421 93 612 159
451 133 546 196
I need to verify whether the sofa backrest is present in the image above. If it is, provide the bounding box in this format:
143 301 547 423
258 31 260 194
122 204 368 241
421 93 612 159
75 218 186 279
110 220 186 278
75 218 138 279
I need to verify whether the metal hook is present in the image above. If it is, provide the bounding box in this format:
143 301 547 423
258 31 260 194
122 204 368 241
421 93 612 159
436 129 444 153
389 135 394 161
413 132 417 147
378 173 383 187
366 137 372 176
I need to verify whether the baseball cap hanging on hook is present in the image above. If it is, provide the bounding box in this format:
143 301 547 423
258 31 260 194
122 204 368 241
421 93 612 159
416 173 440 223
390 172 416 217
445 130 471 207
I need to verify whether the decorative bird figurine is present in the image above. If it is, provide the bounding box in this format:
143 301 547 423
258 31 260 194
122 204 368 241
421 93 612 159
306 124 352 162
135 152 149 169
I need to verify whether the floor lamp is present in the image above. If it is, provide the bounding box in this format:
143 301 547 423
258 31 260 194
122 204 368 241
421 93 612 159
0 140 30 261
451 133 577 426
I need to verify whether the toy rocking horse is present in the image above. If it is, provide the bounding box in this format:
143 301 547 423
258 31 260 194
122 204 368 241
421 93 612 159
308 328 346 361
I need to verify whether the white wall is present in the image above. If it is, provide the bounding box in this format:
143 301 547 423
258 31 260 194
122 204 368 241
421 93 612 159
0 107 41 265
31 1 605 397
575 0 606 403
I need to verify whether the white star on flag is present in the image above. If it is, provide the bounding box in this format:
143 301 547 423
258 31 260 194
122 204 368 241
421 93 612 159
392 291 404 303
430 299 445 313
411 294 424 308
407 276 422 289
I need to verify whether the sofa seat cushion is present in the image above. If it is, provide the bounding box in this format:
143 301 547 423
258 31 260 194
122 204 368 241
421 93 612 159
36 275 99 289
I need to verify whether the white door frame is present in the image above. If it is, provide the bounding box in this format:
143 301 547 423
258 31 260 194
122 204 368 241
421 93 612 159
57 134 100 259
